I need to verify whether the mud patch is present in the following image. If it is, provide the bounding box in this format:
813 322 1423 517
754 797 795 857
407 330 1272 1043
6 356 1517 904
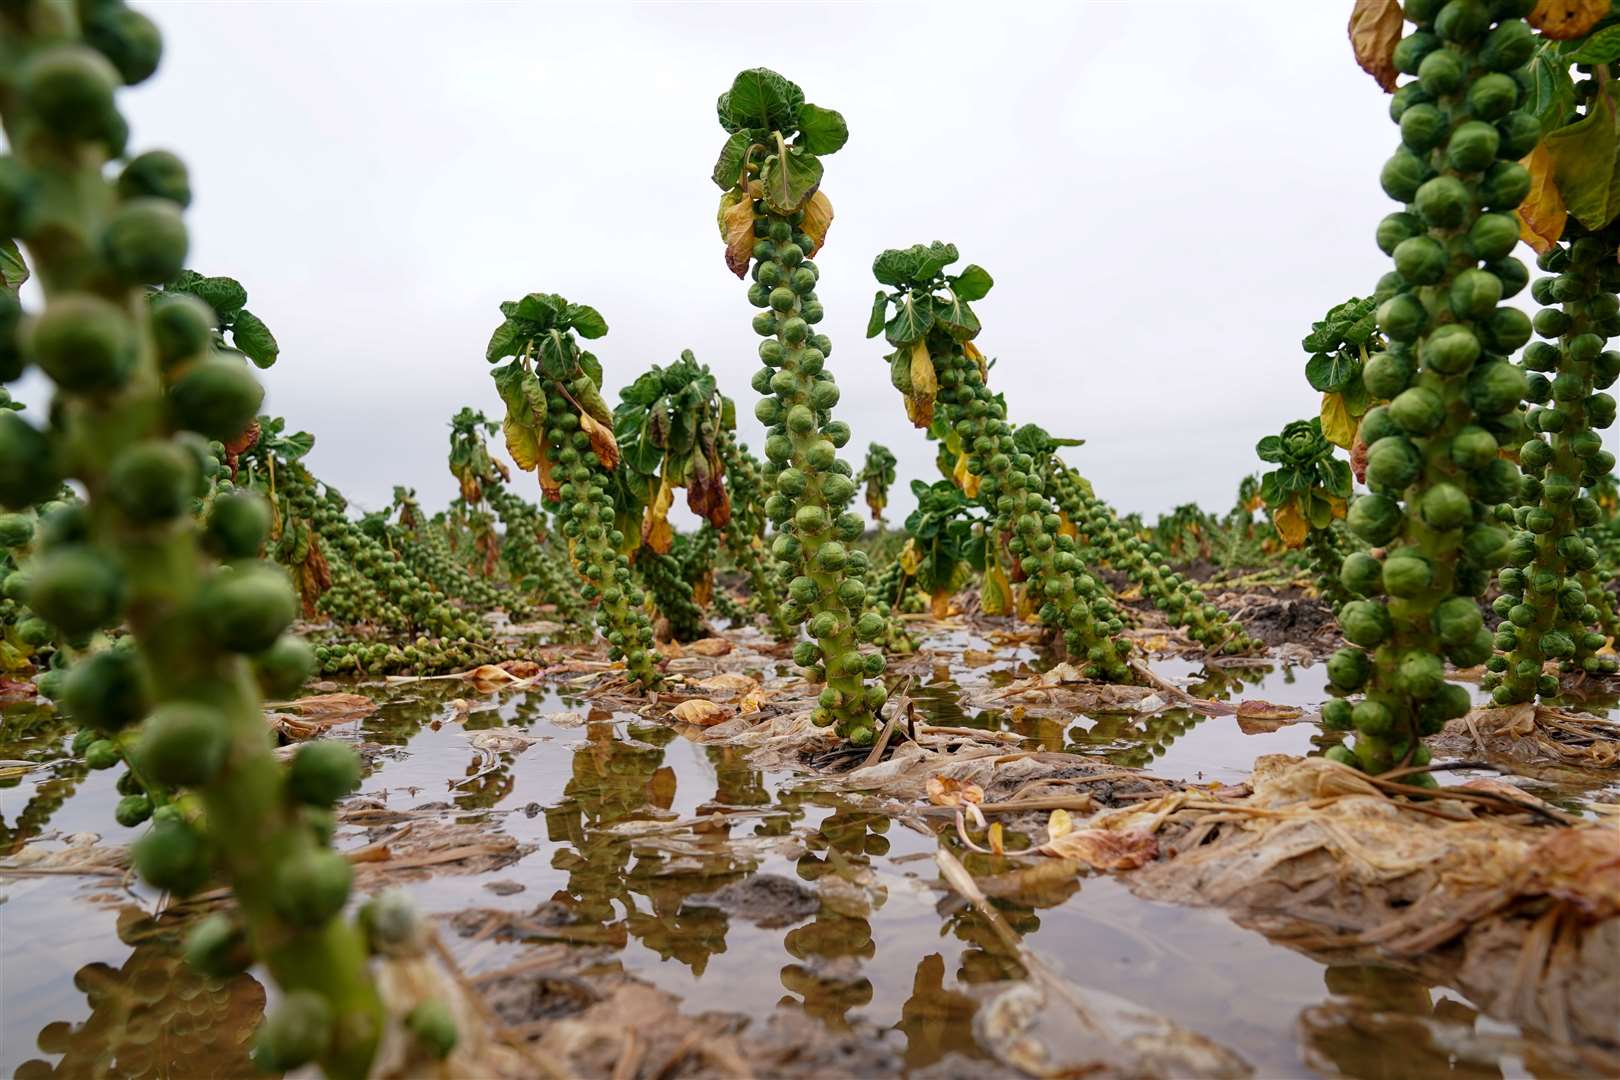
687 872 820 928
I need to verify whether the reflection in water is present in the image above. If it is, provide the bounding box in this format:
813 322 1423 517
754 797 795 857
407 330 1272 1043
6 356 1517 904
1301 965 1508 1080
0 706 87 855
14 907 264 1079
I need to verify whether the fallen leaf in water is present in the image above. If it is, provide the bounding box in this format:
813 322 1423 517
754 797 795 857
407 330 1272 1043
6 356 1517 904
1235 699 1305 734
962 649 997 667
928 775 984 807
500 659 541 679
468 727 545 753
672 698 731 726
1048 809 1074 840
465 664 526 690
697 672 758 694
1042 827 1158 870
737 687 773 715
686 638 734 657
989 822 1005 856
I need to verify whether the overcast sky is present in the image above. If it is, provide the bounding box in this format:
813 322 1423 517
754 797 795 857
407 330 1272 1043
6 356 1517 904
11 1 1615 523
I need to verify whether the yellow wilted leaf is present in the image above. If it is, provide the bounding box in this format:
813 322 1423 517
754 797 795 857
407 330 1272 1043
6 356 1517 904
905 339 937 429
641 475 674 554
1056 512 1079 542
718 189 756 279
1530 0 1608 38
1518 142 1568 254
503 415 541 472
963 340 989 383
1348 0 1403 92
1017 581 1040 622
930 588 953 620
1047 808 1073 840
671 699 731 726
952 450 980 498
1320 391 1357 449
692 569 713 607
980 563 1013 616
1324 494 1347 520
578 408 620 470
926 775 984 807
1273 499 1310 548
898 538 922 575
800 190 833 256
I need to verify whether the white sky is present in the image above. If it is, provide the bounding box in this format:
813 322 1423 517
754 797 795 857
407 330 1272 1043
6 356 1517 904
11 1 1615 522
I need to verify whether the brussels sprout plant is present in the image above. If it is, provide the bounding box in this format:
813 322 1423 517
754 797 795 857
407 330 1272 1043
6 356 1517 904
1325 0 1541 777
1256 418 1356 607
712 67 889 743
859 443 897 526
867 243 1132 679
0 10 402 1075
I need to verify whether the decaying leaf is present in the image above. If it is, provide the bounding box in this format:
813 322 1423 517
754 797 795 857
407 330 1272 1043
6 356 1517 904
927 775 985 807
1530 0 1608 39
800 190 834 256
1518 142 1569 254
641 475 675 554
979 563 1013 617
1048 808 1074 840
577 408 620 470
1272 500 1310 548
1320 390 1357 449
1042 826 1158 870
898 538 923 576
718 189 756 279
1348 0 1403 92
686 637 734 657
696 672 758 694
671 698 731 726
904 339 938 428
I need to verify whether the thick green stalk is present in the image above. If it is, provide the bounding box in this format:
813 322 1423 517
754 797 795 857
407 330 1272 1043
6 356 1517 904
1325 4 1539 776
717 432 792 639
1485 229 1620 701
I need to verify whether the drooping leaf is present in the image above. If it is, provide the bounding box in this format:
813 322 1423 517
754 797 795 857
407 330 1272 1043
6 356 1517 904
0 240 28 296
885 291 935 345
795 103 848 154
1564 23 1620 63
865 290 889 339
934 295 981 341
486 318 523 362
578 408 620 471
800 190 833 256
564 303 609 339
1347 0 1402 92
231 308 279 369
1545 85 1620 230
718 189 756 279
1518 140 1569 254
1523 42 1578 133
760 145 823 214
905 339 937 429
949 264 993 301
578 349 604 389
1320 392 1358 449
187 275 247 320
712 130 753 190
641 475 675 554
1529 0 1608 39
1255 435 1286 464
1304 350 1359 393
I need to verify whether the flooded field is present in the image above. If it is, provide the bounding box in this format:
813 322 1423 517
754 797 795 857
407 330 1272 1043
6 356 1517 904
4 629 1614 1079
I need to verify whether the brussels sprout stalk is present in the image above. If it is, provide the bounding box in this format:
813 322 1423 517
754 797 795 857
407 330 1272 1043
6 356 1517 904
1326 1 1539 777
714 68 887 742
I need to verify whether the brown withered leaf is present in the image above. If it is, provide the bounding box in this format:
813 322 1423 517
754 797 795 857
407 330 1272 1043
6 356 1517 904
719 188 756 279
929 589 954 620
1530 0 1608 38
1041 826 1158 870
1235 699 1305 734
577 408 620 471
671 698 731 726
905 339 937 428
1518 142 1569 254
1521 826 1620 919
536 439 560 502
927 775 984 807
686 448 732 527
800 190 834 256
686 637 733 657
1348 0 1402 92
696 672 758 694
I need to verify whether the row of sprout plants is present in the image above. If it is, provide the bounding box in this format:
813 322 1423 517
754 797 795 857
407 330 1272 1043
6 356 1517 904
0 4 1618 1078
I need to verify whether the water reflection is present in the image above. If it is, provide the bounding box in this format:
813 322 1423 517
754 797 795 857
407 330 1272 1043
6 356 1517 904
0 705 86 855
13 907 264 1079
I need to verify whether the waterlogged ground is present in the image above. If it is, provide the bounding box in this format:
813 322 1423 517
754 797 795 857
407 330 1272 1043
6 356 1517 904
1 633 1616 1079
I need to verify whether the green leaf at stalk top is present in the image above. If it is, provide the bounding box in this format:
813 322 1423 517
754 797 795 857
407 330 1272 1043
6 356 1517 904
231 308 279 369
514 292 564 327
486 318 522 362
933 294 981 341
723 68 801 134
1255 434 1286 464
871 242 960 289
1304 351 1360 393
760 145 823 214
712 130 753 190
795 103 848 155
185 275 247 321
950 264 993 301
884 291 935 345
865 290 888 339
564 302 608 339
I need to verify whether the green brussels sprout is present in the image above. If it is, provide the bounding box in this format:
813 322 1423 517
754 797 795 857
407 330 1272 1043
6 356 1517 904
1393 235 1448 283
1340 551 1384 597
1389 386 1446 434
1465 359 1527 416
19 46 120 140
1445 120 1501 172
132 816 210 894
1449 426 1497 469
62 648 148 733
1469 213 1520 261
270 848 353 927
1351 698 1394 736
169 357 264 441
1322 698 1353 731
406 1000 458 1060
198 563 297 653
1341 600 1393 647
101 198 188 284
205 491 272 558
150 293 216 365
1418 482 1471 530
107 439 196 523
252 990 333 1072
1363 350 1415 398
288 741 361 806
1366 437 1422 492
254 635 316 698
26 293 135 392
1348 494 1403 545
139 702 229 787
1382 551 1433 597
1327 647 1372 691
114 793 153 827
1448 270 1502 322
26 546 123 634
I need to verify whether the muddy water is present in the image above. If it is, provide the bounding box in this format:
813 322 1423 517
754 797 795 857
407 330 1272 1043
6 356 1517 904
0 655 1609 1078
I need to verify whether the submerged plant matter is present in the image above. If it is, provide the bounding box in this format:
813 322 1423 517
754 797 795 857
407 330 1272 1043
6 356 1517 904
868 242 1133 679
1325 0 1540 777
712 67 888 742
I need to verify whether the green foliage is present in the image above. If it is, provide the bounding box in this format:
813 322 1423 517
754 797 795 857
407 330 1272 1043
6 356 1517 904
859 443 897 525
616 349 734 532
157 270 280 368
